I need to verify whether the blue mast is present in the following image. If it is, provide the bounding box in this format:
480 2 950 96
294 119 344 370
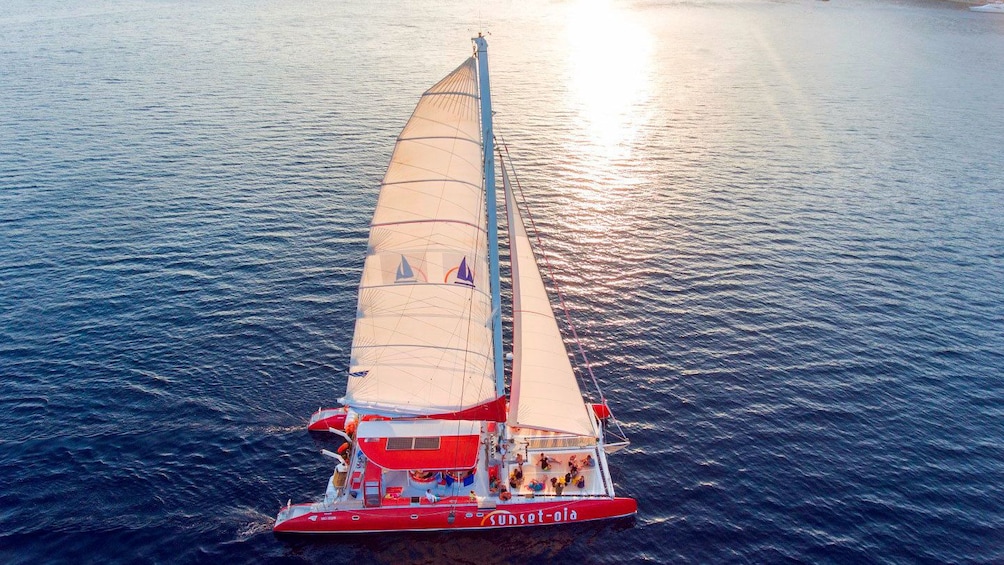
474 34 505 398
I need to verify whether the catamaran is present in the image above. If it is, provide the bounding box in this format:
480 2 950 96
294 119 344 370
273 36 636 535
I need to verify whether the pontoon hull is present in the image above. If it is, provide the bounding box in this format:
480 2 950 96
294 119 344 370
273 497 637 534
307 407 348 432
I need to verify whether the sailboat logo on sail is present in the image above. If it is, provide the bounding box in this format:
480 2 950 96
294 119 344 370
445 257 475 288
394 256 425 283
395 256 415 283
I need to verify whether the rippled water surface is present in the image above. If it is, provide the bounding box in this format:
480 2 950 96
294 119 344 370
2 0 1003 562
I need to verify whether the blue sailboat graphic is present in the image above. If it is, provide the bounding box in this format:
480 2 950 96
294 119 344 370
395 256 416 283
454 257 475 287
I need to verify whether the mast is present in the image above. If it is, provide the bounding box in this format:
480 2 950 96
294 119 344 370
475 34 505 398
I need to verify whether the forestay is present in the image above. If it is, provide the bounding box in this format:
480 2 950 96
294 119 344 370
343 58 498 415
503 165 598 437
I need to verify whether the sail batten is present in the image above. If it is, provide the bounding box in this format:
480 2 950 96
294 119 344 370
371 219 487 232
343 57 498 416
397 136 482 143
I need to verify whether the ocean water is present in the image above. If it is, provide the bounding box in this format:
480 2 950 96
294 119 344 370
1 0 1002 562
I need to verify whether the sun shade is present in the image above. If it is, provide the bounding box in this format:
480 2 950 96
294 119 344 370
356 420 481 470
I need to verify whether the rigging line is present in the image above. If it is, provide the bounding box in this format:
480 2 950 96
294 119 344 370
497 134 625 438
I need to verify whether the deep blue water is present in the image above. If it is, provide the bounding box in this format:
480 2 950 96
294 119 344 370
2 0 1003 562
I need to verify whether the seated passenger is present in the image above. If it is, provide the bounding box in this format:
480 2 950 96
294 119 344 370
538 453 551 471
509 467 523 488
575 475 586 488
499 487 512 501
425 489 439 503
583 454 595 468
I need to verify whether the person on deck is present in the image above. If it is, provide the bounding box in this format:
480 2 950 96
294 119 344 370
538 453 551 471
425 489 439 503
509 467 523 489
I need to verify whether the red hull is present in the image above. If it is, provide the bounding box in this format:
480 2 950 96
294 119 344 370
273 497 636 534
307 408 348 432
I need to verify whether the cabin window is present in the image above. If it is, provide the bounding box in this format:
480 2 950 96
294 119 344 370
384 437 443 450
413 437 441 450
386 437 413 450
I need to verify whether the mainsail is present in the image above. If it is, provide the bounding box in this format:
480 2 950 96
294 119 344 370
503 164 598 437
343 58 498 416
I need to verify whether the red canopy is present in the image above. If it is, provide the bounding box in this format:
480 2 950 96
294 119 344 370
356 420 481 471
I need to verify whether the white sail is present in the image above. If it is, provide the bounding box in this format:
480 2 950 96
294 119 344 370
504 164 598 437
343 58 498 415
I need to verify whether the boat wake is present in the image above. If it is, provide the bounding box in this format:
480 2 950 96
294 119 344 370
231 506 279 540
259 424 307 435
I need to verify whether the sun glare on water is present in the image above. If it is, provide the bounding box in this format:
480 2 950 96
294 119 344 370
565 0 654 163
553 0 655 234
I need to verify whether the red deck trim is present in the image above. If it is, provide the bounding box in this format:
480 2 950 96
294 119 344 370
421 396 507 422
